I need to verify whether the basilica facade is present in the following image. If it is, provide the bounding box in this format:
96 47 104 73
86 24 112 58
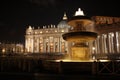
25 13 72 54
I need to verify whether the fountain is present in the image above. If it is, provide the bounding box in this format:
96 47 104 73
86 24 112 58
43 8 98 74
62 8 98 60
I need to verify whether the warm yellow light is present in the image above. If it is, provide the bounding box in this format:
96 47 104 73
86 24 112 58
50 43 53 46
71 46 90 60
61 30 64 32
117 43 119 46
13 48 15 52
40 31 42 33
55 30 57 32
53 59 94 62
40 46 43 49
92 56 96 60
21 49 24 52
35 31 37 34
99 60 110 62
2 48 5 53
92 47 95 50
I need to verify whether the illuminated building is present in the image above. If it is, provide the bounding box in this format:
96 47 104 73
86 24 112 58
0 42 24 55
91 16 120 59
25 9 120 59
25 13 72 54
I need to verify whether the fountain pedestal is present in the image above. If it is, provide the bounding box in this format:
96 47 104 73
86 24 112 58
71 43 89 60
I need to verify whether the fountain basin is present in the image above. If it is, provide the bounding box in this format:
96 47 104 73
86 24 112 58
62 31 98 42
67 16 93 28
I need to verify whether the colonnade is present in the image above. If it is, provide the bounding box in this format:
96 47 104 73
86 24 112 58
26 36 69 54
90 31 120 54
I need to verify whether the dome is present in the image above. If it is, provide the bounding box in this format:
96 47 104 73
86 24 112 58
57 20 70 28
57 13 71 28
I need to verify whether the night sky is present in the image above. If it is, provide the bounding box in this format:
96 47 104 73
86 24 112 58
0 0 119 43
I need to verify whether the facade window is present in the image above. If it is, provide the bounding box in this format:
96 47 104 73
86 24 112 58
35 31 37 34
50 42 53 52
55 42 58 52
39 40 42 43
61 29 64 32
46 30 48 33
28 32 31 34
46 42 48 52
39 38 43 43
39 43 43 52
50 37 53 41
34 39 37 43
34 47 37 51
55 30 57 32
29 47 31 52
40 31 42 33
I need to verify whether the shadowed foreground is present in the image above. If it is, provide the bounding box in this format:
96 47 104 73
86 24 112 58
0 72 120 80
0 56 120 80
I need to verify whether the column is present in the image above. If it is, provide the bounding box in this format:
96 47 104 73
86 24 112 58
40 37 43 53
48 37 50 52
60 37 61 52
106 33 110 54
57 37 60 52
111 33 114 53
38 38 40 53
114 32 117 53
94 40 97 54
101 34 105 54
25 37 27 52
25 38 28 52
108 33 112 53
104 34 108 54
117 32 120 53
97 36 100 54
99 35 102 54
53 37 55 52
31 37 34 53
37 38 39 52
43 37 46 52
89 41 93 54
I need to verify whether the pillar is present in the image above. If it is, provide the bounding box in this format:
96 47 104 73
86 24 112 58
58 37 60 52
43 37 46 52
53 37 55 52
114 32 117 54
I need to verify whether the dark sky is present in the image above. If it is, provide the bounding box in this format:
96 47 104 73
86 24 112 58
0 0 119 43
